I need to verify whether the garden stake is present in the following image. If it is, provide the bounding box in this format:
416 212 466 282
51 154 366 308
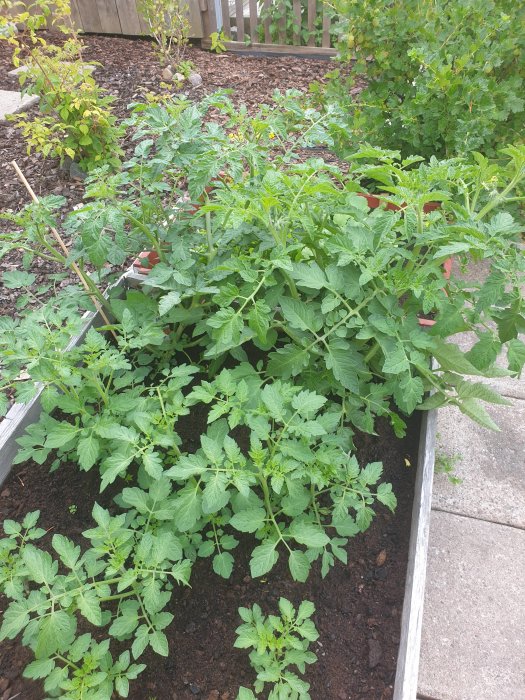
10 160 117 340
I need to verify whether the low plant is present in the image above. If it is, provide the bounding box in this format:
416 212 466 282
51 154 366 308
138 0 190 66
326 0 525 158
0 505 191 698
235 598 318 699
0 0 123 171
209 30 227 53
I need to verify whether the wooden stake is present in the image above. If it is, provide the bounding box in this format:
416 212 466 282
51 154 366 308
11 160 117 338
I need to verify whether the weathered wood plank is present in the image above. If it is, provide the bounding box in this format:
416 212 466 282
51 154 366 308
201 38 336 56
115 0 143 35
96 0 122 33
292 0 301 45
321 5 330 47
248 0 258 42
220 0 231 38
262 0 271 44
234 0 244 41
75 0 103 33
307 0 315 46
277 0 286 45
69 0 83 31
393 407 437 700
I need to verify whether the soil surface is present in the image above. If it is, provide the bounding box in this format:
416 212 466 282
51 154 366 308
0 32 345 318
0 413 419 700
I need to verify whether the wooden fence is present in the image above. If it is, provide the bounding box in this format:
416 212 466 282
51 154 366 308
67 0 203 38
12 0 337 55
200 0 337 56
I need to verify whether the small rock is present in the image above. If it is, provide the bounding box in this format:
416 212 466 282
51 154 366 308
376 549 387 567
243 575 251 583
368 638 382 668
174 72 185 82
69 161 87 181
188 72 203 87
189 683 201 695
220 693 231 700
0 488 10 498
162 66 174 80
207 692 220 700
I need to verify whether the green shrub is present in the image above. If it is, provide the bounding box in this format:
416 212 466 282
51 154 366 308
328 0 525 158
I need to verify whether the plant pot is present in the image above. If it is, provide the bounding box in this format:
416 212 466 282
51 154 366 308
132 249 161 275
357 191 441 214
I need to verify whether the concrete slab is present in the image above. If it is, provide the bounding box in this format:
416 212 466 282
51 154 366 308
8 63 96 78
418 511 525 700
434 399 525 528
0 90 39 121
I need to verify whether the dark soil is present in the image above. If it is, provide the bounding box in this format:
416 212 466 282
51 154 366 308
0 413 419 700
0 32 349 317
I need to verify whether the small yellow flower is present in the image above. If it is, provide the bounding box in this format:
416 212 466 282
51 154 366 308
269 132 275 140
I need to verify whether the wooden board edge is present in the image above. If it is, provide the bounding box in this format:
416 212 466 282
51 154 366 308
393 407 437 700
200 39 336 57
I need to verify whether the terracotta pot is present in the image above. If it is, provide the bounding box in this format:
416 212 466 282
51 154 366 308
357 192 441 214
132 250 161 275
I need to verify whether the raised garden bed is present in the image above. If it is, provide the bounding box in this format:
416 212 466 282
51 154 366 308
0 271 436 700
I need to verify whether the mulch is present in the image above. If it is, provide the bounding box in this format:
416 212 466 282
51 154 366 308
0 32 339 317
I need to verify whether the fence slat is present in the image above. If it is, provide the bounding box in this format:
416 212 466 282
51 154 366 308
321 5 330 47
307 0 315 46
95 0 122 33
234 0 244 41
248 0 258 42
292 0 301 45
219 0 231 37
115 0 142 35
277 0 286 44
76 0 103 32
263 0 271 44
69 0 82 30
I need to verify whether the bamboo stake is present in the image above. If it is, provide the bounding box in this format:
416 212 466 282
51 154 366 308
11 160 117 339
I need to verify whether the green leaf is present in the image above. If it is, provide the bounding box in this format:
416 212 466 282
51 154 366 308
150 630 169 656
250 540 279 578
166 454 208 479
267 344 309 379
248 300 271 343
279 297 322 333
202 472 230 514
230 508 267 533
158 290 181 316
52 535 80 569
291 390 327 415
456 381 511 406
23 658 55 680
288 550 311 582
394 374 424 413
100 451 134 491
382 345 410 375
377 482 397 512
507 338 525 375
292 262 327 290
44 422 79 448
261 383 285 420
78 589 102 626
213 551 234 578
360 461 383 485
77 434 100 471
289 522 329 548
433 341 487 377
237 688 257 700
35 610 75 658
459 398 500 431
172 486 202 531
120 487 150 513
325 342 362 392
0 601 30 640
2 270 36 289
142 450 164 479
200 434 223 464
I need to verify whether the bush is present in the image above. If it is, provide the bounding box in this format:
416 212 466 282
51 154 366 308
328 0 525 158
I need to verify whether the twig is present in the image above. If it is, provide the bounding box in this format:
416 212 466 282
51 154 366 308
11 161 118 341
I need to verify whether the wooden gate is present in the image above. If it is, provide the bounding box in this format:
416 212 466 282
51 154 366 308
200 0 337 56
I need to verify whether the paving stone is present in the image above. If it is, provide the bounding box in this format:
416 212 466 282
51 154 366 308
434 399 525 527
8 63 96 78
0 90 39 121
418 511 525 700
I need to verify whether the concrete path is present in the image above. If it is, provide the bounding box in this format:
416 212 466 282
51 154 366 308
417 343 525 699
0 89 39 121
